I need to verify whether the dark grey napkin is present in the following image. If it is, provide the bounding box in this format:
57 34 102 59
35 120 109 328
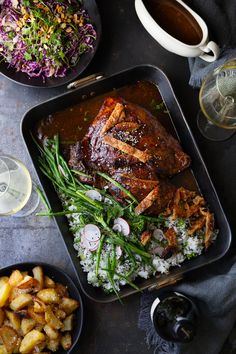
138 253 236 354
187 0 236 88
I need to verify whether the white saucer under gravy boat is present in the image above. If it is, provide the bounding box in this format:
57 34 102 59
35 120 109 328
135 0 220 62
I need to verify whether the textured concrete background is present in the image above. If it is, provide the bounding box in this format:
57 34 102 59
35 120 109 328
1 0 236 353
0 77 72 270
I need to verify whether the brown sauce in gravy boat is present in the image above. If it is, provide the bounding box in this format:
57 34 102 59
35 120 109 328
135 0 220 62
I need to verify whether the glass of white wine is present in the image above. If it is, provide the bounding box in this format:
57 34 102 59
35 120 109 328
0 155 39 217
197 59 236 141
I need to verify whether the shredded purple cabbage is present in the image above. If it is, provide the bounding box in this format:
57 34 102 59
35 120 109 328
0 0 97 79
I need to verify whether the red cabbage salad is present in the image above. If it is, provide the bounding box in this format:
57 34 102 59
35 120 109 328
0 0 96 78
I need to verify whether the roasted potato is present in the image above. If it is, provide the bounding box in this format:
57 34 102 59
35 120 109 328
13 337 21 353
54 308 66 320
37 289 60 304
32 267 44 291
9 288 31 303
21 318 36 336
61 314 74 332
61 333 72 350
32 296 47 313
19 330 45 354
59 297 79 315
47 338 60 352
0 345 7 354
0 280 11 308
43 325 59 340
16 276 35 289
34 324 44 332
10 294 32 311
0 278 9 287
28 307 46 325
0 267 80 353
9 271 23 287
31 341 46 352
54 283 68 298
5 311 21 331
44 276 55 289
0 326 19 352
45 308 62 330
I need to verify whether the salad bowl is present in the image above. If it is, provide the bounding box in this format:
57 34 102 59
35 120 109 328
0 0 101 88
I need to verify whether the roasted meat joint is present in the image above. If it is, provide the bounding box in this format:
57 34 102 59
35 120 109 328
69 96 214 247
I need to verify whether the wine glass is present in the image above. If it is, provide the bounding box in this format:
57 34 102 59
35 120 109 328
0 155 39 217
197 59 236 141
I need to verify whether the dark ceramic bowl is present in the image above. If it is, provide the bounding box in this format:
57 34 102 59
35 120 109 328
0 0 101 88
0 262 84 353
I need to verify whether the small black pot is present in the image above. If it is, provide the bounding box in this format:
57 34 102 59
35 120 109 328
150 291 198 343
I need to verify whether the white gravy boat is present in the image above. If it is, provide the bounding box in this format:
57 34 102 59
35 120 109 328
135 0 220 62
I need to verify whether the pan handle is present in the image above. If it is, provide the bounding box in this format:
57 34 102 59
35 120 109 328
148 274 183 292
67 73 104 89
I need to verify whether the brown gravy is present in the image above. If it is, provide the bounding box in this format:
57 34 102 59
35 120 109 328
36 80 197 191
37 81 171 143
143 0 202 45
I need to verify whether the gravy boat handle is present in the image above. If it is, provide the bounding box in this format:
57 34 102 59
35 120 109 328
200 41 220 62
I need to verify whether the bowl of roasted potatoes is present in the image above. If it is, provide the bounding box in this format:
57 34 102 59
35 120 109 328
0 262 83 354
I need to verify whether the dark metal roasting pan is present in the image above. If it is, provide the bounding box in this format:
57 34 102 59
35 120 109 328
21 65 232 302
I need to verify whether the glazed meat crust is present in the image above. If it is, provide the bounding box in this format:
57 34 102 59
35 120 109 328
69 97 191 214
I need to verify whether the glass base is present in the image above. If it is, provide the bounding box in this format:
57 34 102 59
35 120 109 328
197 110 235 141
12 182 40 218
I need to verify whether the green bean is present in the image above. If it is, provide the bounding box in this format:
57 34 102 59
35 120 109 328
105 254 122 303
35 186 51 214
124 245 137 278
72 170 93 179
76 191 103 210
111 243 117 275
114 271 141 292
36 210 78 217
96 171 138 204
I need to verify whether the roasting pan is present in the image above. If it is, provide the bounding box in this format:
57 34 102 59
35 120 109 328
21 65 232 302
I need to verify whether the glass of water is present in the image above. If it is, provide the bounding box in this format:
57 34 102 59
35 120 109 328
0 155 39 217
197 59 236 141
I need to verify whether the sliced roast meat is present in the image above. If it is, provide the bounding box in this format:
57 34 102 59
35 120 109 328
68 96 190 215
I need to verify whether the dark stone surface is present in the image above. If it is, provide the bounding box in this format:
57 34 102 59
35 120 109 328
0 0 236 353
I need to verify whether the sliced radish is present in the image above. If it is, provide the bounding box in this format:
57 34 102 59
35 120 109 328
153 228 164 241
112 224 122 233
151 246 164 257
81 231 100 251
82 237 99 252
84 224 101 242
116 246 122 259
104 197 113 205
113 218 130 236
87 240 100 252
85 190 102 202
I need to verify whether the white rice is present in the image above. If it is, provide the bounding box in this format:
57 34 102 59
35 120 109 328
62 194 217 293
66 211 216 293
